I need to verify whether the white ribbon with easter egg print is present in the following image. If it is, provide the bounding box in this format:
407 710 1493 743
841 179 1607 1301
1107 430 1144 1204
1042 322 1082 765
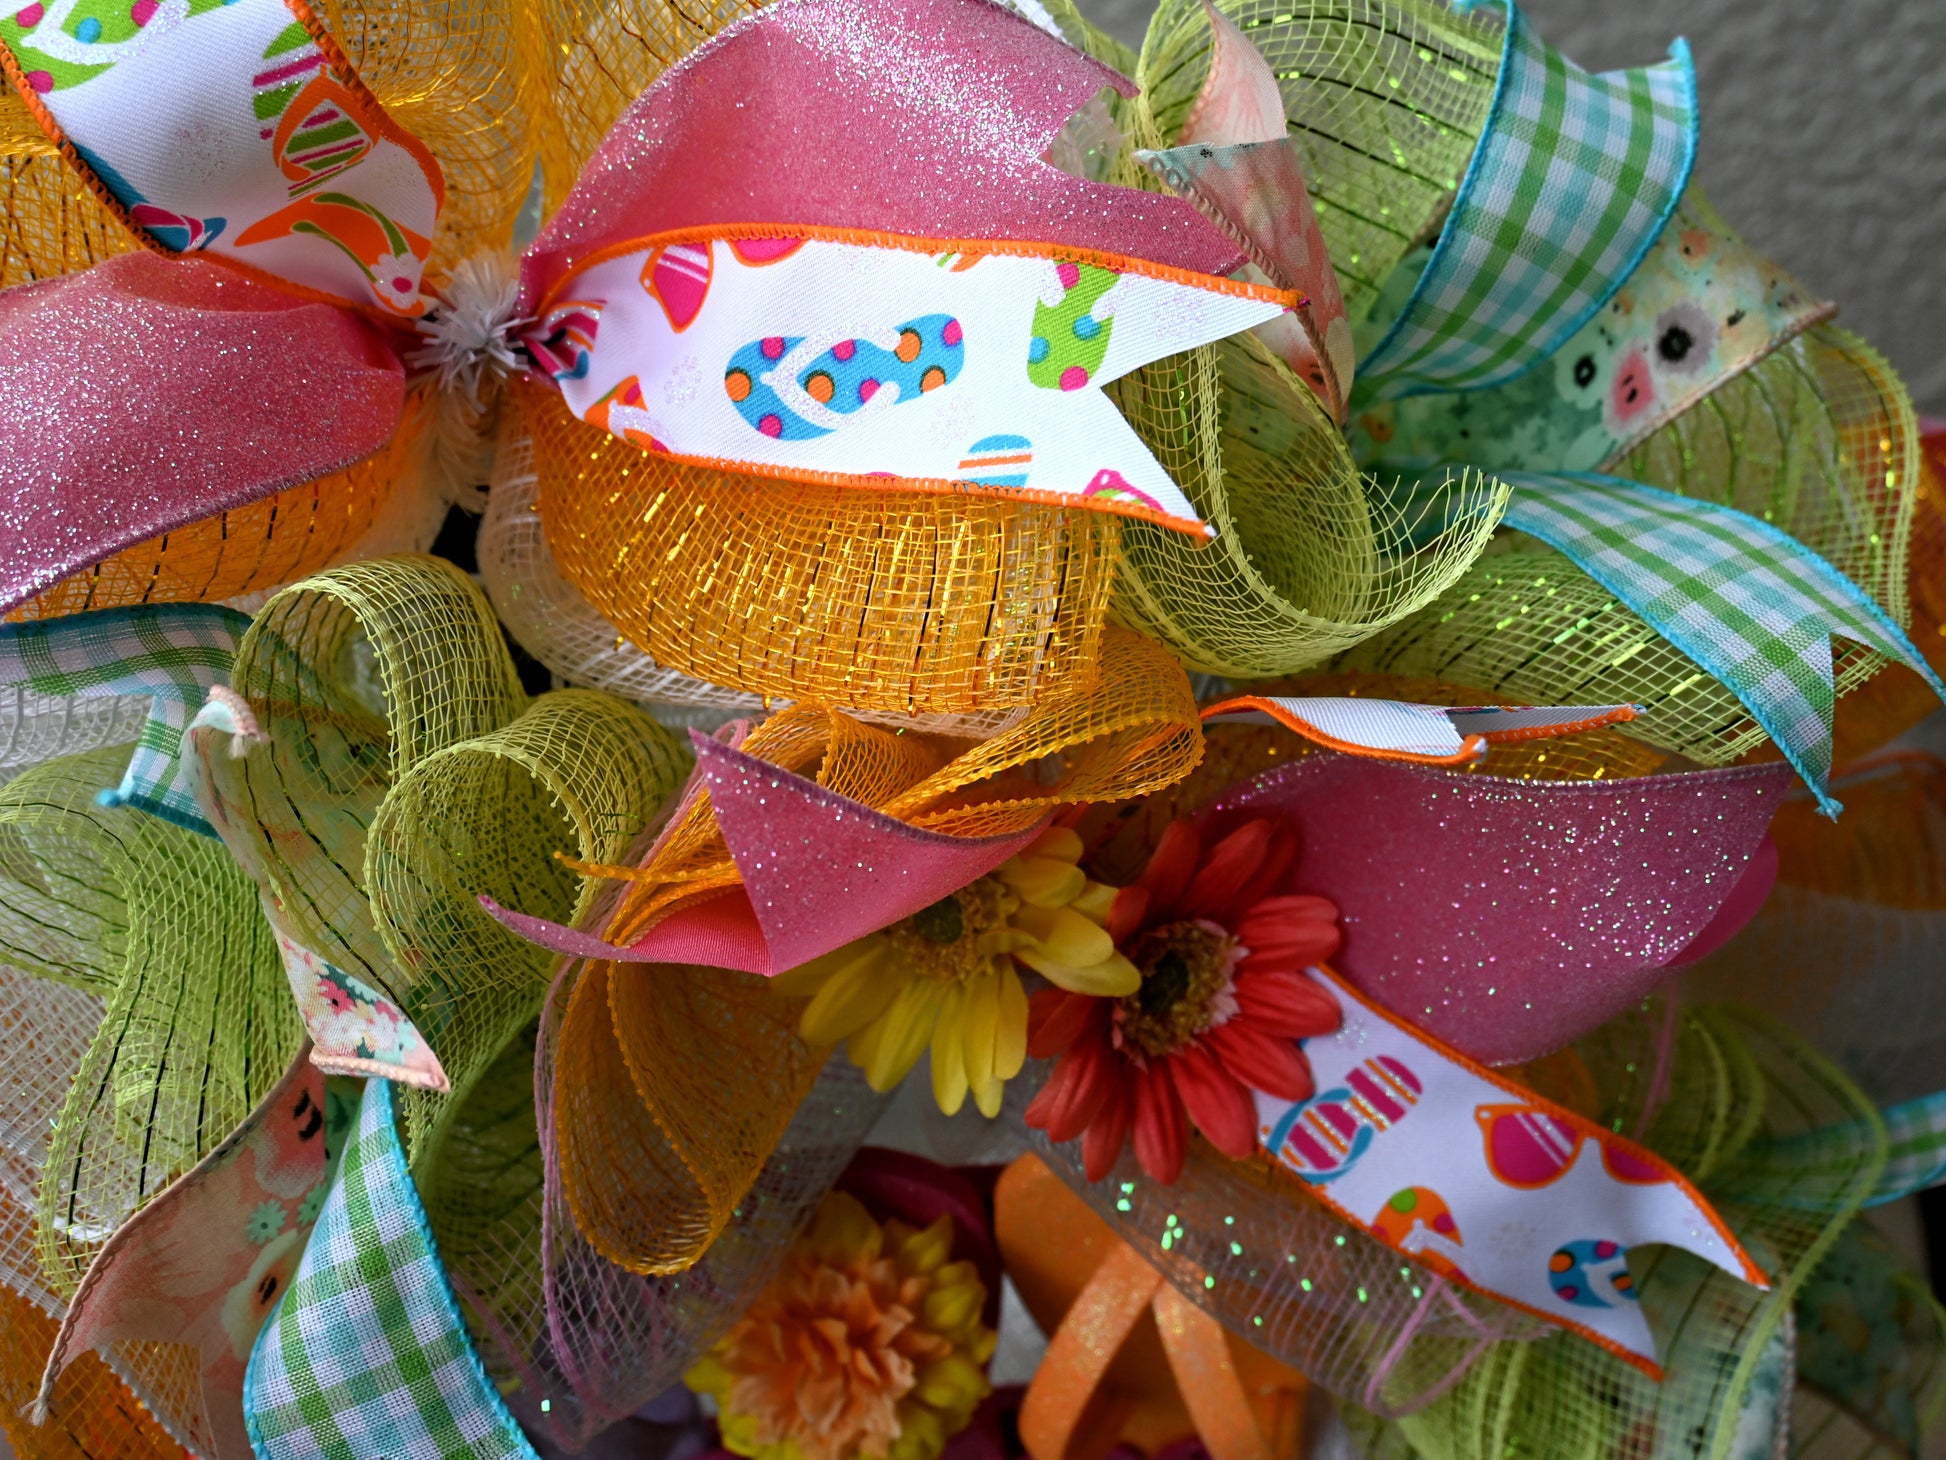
525 227 1298 537
1258 966 1765 1373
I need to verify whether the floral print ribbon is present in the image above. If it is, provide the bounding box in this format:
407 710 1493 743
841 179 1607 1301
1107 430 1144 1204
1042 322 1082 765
34 1046 354 1460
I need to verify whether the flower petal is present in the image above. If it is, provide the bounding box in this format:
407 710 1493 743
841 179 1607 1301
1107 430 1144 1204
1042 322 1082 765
994 963 1028 1080
1105 883 1149 943
1026 988 1097 1058
1176 819 1273 921
1082 1077 1132 1182
1024 1032 1118 1142
771 937 882 998
798 944 903 1046
1168 1043 1258 1161
972 1076 1005 1119
1132 1064 1188 1184
1138 820 1201 917
1217 823 1300 924
999 854 1087 908
1016 944 1142 998
1204 1019 1316 1103
961 969 1002 1095
1235 895 1342 958
1024 825 1084 865
1233 968 1343 1039
1015 904 1115 965
852 978 941 1092
1069 879 1119 926
931 981 971 1115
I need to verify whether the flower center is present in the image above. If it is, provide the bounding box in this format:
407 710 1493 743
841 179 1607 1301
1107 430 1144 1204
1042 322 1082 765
1117 919 1240 1057
881 876 1019 983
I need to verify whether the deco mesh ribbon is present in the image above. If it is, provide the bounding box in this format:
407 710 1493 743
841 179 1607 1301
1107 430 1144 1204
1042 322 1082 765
0 0 1940 1454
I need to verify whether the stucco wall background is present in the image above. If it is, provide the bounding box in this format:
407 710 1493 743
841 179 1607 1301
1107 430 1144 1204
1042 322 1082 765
1078 0 1946 417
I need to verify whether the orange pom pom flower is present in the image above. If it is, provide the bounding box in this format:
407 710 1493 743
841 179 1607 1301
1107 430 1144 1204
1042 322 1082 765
685 1190 997 1460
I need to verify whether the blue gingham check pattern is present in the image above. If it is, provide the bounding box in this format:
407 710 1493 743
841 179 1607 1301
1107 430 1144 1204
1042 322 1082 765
1359 0 1697 399
0 603 249 836
244 1078 537 1460
1501 472 1946 815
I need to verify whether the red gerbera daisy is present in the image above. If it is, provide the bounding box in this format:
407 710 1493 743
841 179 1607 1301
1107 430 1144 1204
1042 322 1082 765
1023 815 1344 1184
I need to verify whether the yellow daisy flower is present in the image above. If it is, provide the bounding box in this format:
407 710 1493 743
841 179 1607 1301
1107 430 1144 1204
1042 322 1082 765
772 827 1139 1116
685 1190 996 1460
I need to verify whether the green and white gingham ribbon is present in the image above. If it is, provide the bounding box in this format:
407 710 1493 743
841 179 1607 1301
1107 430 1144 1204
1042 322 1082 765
1357 0 1697 400
1726 1090 1946 1212
0 604 250 836
1500 472 1946 815
244 1077 538 1460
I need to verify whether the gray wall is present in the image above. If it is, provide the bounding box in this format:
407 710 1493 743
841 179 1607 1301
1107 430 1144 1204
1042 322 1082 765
1079 0 1946 417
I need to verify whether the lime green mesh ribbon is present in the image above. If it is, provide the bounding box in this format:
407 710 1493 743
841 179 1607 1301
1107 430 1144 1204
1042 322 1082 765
1135 0 1503 322
995 0 1511 680
1106 335 1508 679
192 555 691 1164
0 743 301 1298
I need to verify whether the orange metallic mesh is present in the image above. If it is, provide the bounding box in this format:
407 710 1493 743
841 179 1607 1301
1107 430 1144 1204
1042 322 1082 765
0 1275 189 1460
519 378 1122 715
0 103 132 288
554 959 827 1276
586 625 1203 945
317 0 537 275
520 0 759 219
9 403 430 622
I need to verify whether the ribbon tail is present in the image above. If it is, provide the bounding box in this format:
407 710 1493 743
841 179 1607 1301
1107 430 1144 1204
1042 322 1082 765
0 604 252 836
1501 470 1946 816
1256 965 1765 1374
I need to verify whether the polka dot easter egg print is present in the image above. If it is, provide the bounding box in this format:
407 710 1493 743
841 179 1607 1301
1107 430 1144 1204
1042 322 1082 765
723 315 965 441
1027 261 1122 392
1548 1239 1637 1309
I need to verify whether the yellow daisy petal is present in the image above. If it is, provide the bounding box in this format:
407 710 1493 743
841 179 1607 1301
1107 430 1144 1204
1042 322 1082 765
1068 880 1119 925
799 943 903 1046
960 970 1001 1094
1014 904 1114 965
770 936 879 998
859 978 942 1091
996 854 1086 908
1022 826 1083 864
930 982 970 1116
915 1351 991 1410
972 1076 1004 1119
1015 945 1142 997
994 963 1028 1080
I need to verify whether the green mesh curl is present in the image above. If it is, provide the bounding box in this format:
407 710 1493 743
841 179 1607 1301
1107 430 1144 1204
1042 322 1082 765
1136 0 1502 319
369 687 690 1164
0 744 298 1298
207 555 691 1163
1336 325 1921 764
1108 334 1506 678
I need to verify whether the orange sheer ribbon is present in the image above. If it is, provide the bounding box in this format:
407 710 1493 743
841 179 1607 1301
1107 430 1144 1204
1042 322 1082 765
998 1153 1308 1460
